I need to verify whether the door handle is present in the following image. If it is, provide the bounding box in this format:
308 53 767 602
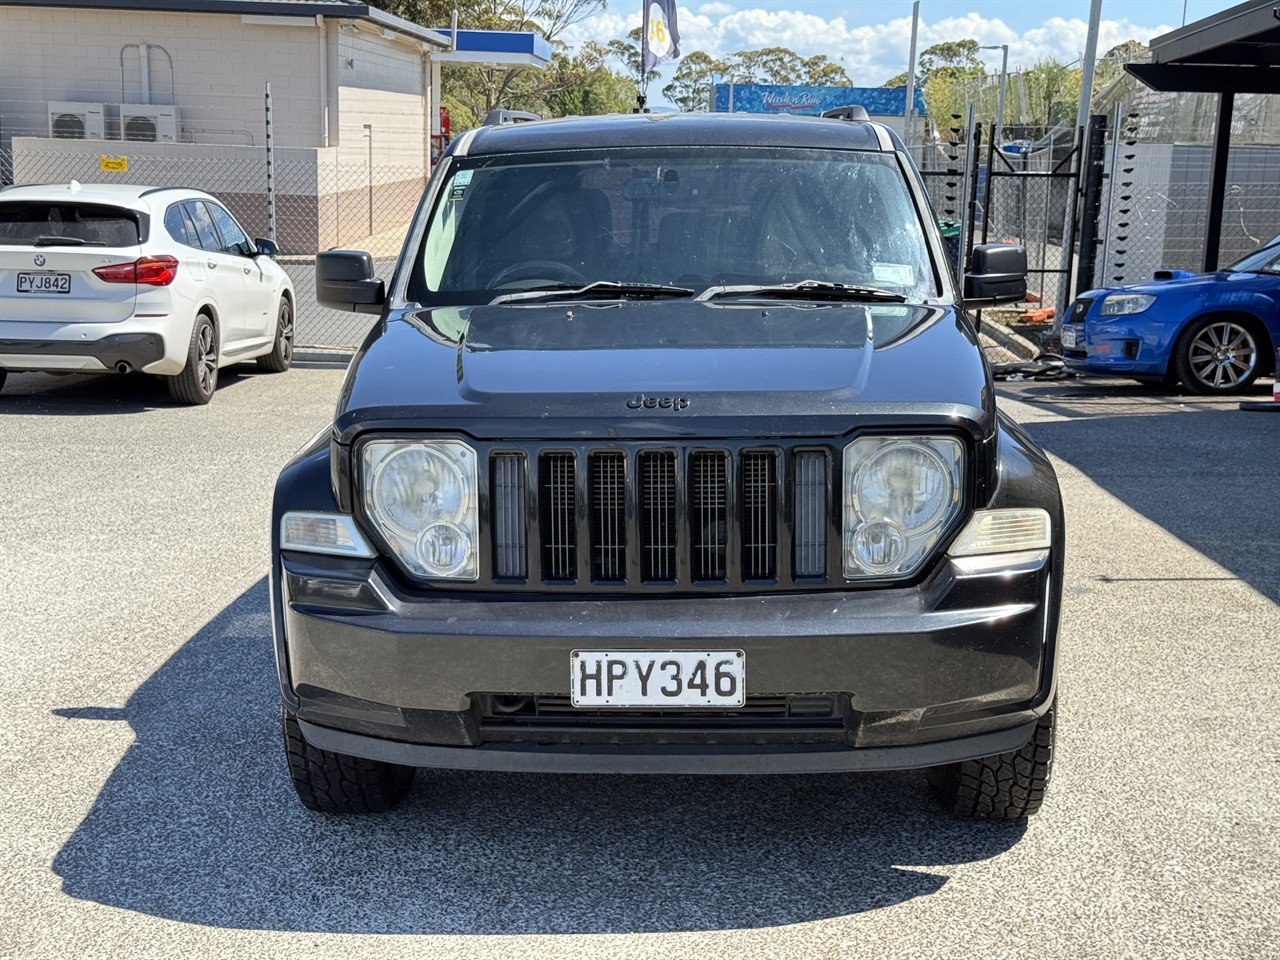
207 260 217 269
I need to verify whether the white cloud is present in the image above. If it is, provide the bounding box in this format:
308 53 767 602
557 5 1178 96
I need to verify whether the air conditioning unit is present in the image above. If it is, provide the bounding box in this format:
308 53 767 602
118 104 179 143
48 102 105 140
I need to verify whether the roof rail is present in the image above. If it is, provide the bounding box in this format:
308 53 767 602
482 109 542 126
821 105 870 122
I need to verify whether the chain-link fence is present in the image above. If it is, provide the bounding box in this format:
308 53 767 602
1094 83 1280 288
3 143 420 353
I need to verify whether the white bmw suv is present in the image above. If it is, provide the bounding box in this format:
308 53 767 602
0 181 295 404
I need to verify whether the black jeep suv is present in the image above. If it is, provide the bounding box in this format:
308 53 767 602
273 112 1062 818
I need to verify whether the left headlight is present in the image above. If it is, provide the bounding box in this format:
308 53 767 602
1099 293 1155 316
362 439 480 580
843 436 964 579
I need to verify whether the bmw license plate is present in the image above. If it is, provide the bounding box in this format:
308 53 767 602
1061 325 1078 348
570 650 745 707
17 272 71 294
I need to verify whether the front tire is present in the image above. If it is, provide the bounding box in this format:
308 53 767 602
929 700 1056 819
1174 316 1262 394
167 313 218 405
282 710 415 814
256 298 293 373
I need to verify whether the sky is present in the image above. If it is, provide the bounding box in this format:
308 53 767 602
561 0 1242 98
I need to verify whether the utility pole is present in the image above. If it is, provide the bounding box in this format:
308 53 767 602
1056 0 1103 330
903 1 920 151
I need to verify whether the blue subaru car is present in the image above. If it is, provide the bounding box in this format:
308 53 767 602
1063 241 1280 394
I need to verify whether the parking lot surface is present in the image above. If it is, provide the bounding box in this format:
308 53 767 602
1 366 1277 959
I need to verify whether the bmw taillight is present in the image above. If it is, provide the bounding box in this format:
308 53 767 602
93 255 179 286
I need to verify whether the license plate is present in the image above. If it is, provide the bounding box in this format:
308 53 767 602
570 650 746 707
1061 326 1078 348
17 272 71 294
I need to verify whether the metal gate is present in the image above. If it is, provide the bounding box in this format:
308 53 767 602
920 118 1091 321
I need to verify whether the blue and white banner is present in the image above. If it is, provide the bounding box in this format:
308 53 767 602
712 84 927 118
642 0 680 72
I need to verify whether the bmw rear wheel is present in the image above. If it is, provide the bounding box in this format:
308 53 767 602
1175 317 1261 394
168 313 218 405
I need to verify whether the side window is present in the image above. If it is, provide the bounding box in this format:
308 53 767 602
185 201 221 252
164 204 191 246
207 203 252 257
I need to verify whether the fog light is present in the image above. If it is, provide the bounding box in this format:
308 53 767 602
851 519 907 573
416 521 472 576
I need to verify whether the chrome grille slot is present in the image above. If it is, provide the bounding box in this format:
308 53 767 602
491 452 527 579
691 451 728 581
539 452 577 581
589 451 627 581
742 451 778 579
793 450 828 577
639 450 677 581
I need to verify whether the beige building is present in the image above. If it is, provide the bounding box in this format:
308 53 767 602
0 0 545 251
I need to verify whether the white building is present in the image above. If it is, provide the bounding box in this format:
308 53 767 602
0 0 548 251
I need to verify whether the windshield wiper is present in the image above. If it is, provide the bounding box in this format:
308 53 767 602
695 280 907 303
489 281 694 305
32 235 105 247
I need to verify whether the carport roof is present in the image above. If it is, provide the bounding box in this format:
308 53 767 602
1125 0 1280 93
0 0 452 48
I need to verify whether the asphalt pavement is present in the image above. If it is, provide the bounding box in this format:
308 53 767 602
1 366 1277 959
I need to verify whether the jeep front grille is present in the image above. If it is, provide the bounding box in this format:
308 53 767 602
491 443 833 589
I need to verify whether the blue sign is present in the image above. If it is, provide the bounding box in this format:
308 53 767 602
713 84 926 118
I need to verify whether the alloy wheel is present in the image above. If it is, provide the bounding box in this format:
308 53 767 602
1187 321 1256 390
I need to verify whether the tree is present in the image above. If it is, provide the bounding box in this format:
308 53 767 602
382 0 610 122
607 27 660 91
534 41 635 116
907 39 986 133
663 50 723 112
719 47 850 86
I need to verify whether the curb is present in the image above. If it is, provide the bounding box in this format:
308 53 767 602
981 320 1042 361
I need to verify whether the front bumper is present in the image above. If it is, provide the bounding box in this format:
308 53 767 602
277 547 1060 773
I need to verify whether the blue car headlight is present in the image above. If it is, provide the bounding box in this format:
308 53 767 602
1099 293 1156 316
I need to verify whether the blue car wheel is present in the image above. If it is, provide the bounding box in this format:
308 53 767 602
1174 316 1262 394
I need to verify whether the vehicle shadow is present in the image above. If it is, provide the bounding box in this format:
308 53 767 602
0 367 261 414
51 580 1025 935
1014 382 1280 603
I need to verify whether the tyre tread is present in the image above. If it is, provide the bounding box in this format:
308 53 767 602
282 711 414 814
932 700 1055 819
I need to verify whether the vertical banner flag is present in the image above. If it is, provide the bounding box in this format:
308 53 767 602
642 0 681 72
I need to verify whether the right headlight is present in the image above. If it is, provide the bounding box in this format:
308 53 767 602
843 436 964 579
1099 293 1155 315
361 439 480 580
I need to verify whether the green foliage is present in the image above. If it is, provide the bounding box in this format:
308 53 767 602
663 50 720 112
607 27 660 89
718 47 850 86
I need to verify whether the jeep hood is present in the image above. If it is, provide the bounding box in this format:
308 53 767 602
334 300 993 442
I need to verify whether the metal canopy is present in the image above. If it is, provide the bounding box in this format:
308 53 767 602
1125 0 1280 271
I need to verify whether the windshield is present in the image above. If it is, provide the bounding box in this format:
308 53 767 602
410 146 939 304
1227 237 1280 274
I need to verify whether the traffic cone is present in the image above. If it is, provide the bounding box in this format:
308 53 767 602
1239 347 1280 411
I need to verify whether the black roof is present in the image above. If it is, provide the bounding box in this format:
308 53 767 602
461 112 890 157
1127 0 1280 93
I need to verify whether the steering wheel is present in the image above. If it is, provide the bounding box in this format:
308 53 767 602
490 260 588 289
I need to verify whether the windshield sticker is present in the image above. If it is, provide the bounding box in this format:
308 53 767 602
449 169 474 201
872 262 914 285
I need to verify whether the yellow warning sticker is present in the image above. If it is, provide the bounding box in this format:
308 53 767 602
99 155 128 173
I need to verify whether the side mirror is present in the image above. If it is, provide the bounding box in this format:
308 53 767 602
253 237 279 258
317 250 385 315
963 243 1027 308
